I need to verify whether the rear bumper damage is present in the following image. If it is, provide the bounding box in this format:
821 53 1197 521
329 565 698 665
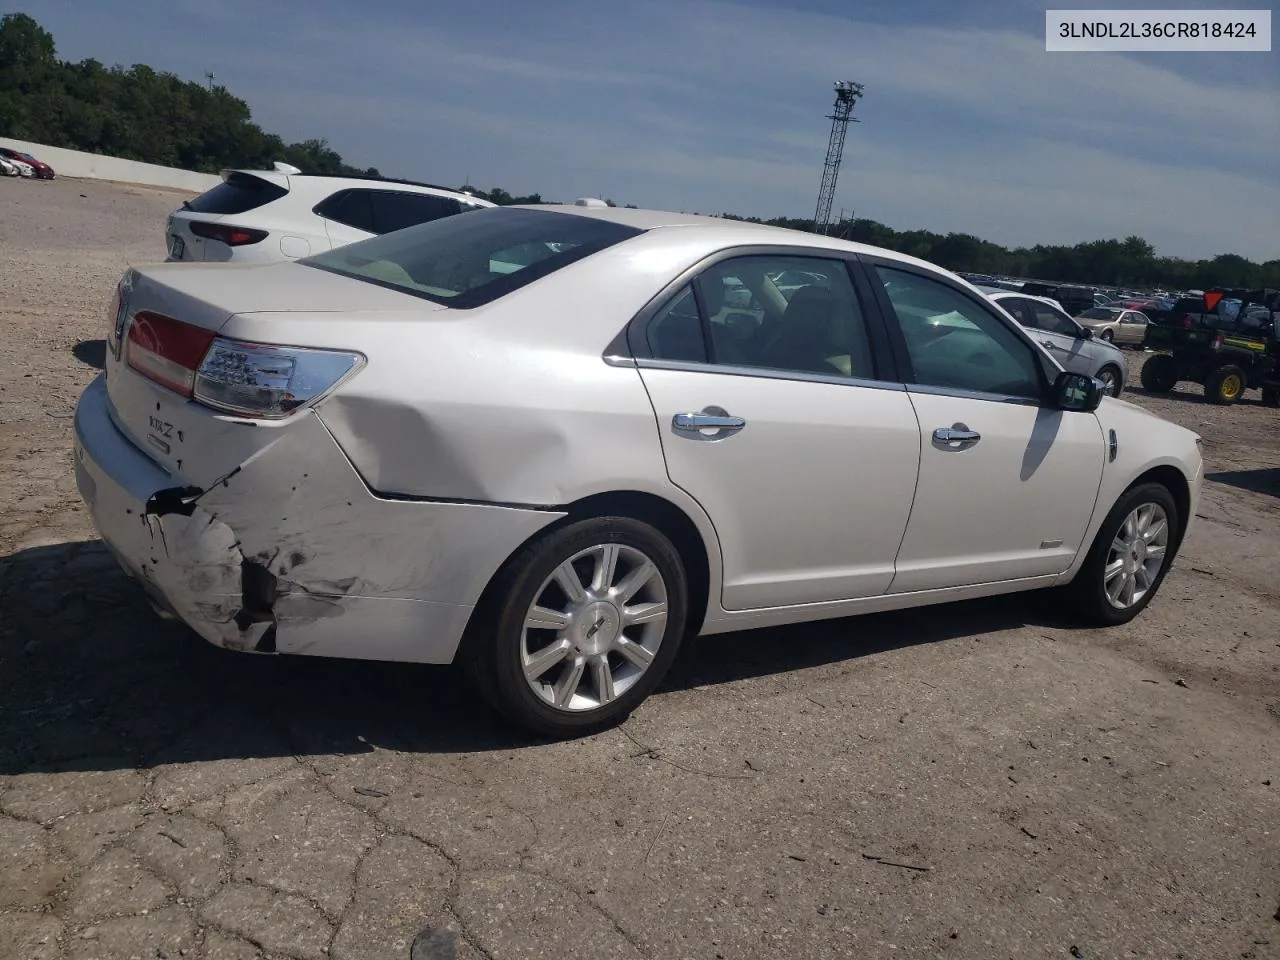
73 375 562 663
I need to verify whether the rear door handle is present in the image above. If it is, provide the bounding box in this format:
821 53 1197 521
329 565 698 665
673 409 746 435
1041 340 1063 351
933 424 981 449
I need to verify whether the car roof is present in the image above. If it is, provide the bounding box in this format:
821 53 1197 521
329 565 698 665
508 204 951 272
981 287 1064 308
224 169 491 202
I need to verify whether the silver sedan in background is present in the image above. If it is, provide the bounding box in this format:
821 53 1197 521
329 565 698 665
981 288 1129 396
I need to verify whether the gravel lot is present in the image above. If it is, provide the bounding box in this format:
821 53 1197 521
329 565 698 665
2 176 1278 960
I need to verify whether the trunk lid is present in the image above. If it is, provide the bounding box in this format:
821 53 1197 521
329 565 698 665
104 262 444 487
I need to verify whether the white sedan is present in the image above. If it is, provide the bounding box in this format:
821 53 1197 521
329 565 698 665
73 205 1203 737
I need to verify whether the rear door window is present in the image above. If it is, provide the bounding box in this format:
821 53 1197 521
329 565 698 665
315 190 377 233
186 173 288 215
318 189 465 235
369 191 463 233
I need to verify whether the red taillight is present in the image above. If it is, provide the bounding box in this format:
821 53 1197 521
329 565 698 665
126 312 217 396
188 221 268 246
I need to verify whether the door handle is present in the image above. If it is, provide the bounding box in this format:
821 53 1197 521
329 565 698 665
673 409 746 435
1041 340 1062 350
933 424 981 449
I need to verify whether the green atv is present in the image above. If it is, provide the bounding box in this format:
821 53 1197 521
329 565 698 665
1140 287 1280 405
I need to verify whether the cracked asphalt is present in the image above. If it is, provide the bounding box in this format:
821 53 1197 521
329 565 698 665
2 178 1279 960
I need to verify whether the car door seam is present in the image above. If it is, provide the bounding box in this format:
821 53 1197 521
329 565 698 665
886 390 927 594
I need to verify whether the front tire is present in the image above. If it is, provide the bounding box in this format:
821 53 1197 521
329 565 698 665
462 516 689 738
1100 329 1114 343
1065 482 1180 626
1097 365 1123 397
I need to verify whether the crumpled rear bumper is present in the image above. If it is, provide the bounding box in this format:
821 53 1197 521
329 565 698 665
73 375 562 663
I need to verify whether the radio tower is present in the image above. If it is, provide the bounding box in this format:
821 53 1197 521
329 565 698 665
812 81 864 235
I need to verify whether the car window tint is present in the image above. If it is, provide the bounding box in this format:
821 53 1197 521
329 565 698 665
874 265 1042 399
646 285 707 364
187 173 288 215
369 191 462 234
1031 303 1079 336
302 206 642 309
998 297 1033 327
317 190 376 233
702 256 874 378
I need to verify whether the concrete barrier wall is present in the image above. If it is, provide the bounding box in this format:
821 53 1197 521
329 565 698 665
0 137 219 193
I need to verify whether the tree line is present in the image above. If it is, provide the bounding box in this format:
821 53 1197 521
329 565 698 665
2 12 1274 291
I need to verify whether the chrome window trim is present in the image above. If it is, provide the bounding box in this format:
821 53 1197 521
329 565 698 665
905 382 1044 407
629 355 909 392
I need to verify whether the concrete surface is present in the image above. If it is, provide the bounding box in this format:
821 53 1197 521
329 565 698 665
1 177 1278 960
0 137 220 193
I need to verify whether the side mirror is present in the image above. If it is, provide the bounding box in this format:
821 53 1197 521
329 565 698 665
1053 371 1105 412
1078 326 1094 340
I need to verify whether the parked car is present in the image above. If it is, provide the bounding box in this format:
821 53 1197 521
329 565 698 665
164 165 495 264
0 153 35 177
74 205 1203 737
0 147 55 179
1077 306 1150 346
0 156 20 177
981 288 1128 396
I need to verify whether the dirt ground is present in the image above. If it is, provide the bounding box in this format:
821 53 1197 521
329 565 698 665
1 176 1278 960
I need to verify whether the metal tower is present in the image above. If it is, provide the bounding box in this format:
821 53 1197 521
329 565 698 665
813 81 864 235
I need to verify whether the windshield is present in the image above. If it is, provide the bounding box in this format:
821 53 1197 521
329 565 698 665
302 207 643 308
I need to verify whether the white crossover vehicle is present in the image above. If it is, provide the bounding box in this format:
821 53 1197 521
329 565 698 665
981 287 1129 396
164 166 494 264
74 205 1204 736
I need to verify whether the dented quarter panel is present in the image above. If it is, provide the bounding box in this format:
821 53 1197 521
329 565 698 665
214 228 747 507
75 375 564 663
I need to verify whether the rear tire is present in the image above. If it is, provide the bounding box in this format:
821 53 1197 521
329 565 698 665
1261 386 1279 408
1065 482 1180 627
1204 364 1246 404
1139 353 1177 393
461 516 689 739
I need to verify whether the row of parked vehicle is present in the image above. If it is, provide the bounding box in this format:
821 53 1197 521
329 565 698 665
70 162 1208 737
0 146 56 179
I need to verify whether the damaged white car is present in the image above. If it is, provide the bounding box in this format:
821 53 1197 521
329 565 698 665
74 204 1204 737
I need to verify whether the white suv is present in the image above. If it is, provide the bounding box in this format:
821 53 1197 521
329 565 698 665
165 166 494 263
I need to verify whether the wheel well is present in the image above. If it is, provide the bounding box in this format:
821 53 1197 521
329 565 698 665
1130 465 1191 551
562 491 712 634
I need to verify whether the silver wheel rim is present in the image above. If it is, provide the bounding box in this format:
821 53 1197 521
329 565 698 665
1104 502 1169 610
521 543 668 713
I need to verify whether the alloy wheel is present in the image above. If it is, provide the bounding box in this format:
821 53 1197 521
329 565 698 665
520 543 669 712
1103 502 1169 609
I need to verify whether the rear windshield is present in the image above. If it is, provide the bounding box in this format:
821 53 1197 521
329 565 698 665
301 206 644 309
187 172 288 215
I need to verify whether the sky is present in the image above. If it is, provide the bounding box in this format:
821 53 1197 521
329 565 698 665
19 0 1280 261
